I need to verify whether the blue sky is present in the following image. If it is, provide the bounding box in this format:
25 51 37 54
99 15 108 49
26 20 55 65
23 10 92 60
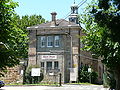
13 0 91 21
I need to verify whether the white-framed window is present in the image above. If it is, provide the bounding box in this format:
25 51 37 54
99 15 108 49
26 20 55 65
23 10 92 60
47 61 52 70
54 61 59 69
54 36 60 47
47 36 53 47
41 36 46 47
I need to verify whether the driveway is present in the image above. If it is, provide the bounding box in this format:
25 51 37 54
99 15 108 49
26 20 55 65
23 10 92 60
1 84 109 90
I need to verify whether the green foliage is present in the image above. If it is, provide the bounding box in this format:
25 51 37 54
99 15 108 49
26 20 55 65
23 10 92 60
0 0 19 72
0 0 45 75
107 70 116 89
79 66 89 83
12 14 45 58
103 70 116 89
81 0 120 70
78 66 98 84
91 71 98 84
81 0 120 89
25 65 44 84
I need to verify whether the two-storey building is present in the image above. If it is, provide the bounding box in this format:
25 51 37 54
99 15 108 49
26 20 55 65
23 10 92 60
27 2 103 83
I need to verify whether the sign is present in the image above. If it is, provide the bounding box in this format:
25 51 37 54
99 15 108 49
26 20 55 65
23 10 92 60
20 70 23 75
49 72 54 76
72 47 78 54
88 68 92 72
70 68 77 81
41 55 57 60
31 68 40 76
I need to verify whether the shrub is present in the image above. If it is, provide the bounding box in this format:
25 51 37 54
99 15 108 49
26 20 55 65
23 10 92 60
91 71 98 84
78 66 98 84
25 65 44 84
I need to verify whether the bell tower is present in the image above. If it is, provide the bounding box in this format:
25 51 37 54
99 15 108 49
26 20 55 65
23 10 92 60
69 0 79 24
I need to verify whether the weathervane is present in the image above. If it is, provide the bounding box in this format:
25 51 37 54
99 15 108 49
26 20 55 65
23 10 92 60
74 0 75 4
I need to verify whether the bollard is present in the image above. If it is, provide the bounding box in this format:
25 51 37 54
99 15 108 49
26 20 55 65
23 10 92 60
59 73 62 86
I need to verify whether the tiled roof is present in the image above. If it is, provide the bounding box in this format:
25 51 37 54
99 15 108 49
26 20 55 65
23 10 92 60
28 19 80 29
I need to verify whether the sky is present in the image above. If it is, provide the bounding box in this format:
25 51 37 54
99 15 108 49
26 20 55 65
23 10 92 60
13 0 92 21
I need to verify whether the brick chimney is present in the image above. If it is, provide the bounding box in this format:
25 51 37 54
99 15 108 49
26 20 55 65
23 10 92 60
51 12 57 27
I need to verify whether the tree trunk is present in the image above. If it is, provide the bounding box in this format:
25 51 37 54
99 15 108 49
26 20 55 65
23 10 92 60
115 69 120 90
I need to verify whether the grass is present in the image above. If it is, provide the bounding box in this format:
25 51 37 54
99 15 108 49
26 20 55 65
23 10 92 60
6 82 59 86
6 82 96 86
66 82 97 85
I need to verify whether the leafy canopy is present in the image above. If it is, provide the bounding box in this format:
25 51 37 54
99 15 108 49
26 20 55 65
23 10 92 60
0 0 20 72
0 0 45 74
81 0 120 70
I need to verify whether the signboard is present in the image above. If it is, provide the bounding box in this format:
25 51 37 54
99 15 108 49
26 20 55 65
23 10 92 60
70 68 77 81
72 47 78 54
88 68 92 72
31 68 40 76
20 70 23 75
49 72 54 76
41 55 57 60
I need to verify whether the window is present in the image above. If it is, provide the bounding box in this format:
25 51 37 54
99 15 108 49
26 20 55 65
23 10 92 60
41 36 45 47
41 62 44 68
47 36 53 47
54 36 60 47
47 62 52 70
54 61 59 69
37 35 61 49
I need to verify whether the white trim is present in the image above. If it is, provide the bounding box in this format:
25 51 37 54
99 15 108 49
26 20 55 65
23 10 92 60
41 36 46 48
54 36 60 47
47 36 53 47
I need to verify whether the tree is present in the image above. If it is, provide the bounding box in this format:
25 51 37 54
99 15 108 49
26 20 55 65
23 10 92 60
0 0 46 75
80 0 120 89
12 14 45 58
0 0 20 74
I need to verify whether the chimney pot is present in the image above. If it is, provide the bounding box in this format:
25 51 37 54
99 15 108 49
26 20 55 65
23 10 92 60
51 12 57 21
50 12 57 26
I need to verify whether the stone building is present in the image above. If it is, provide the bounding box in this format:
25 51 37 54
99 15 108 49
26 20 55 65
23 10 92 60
27 3 103 83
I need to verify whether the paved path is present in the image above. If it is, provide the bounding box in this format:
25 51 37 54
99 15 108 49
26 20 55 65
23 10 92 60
1 84 109 90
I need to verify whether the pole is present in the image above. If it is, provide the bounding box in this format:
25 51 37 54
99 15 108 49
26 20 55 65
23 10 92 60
68 27 73 68
89 74 91 83
23 65 26 84
59 73 62 86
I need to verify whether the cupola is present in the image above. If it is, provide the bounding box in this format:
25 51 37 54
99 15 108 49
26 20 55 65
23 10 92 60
69 1 79 24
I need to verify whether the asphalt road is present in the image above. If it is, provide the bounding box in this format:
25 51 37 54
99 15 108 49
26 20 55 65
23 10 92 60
0 84 109 90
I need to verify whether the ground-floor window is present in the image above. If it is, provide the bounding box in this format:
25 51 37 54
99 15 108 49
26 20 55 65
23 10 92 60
41 62 44 68
54 61 59 69
44 61 59 71
46 61 52 70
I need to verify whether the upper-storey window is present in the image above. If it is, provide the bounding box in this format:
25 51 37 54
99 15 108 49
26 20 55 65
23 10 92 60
41 36 46 47
47 36 54 47
54 36 60 47
37 35 61 49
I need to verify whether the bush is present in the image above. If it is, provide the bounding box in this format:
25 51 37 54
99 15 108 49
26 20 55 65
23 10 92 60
106 70 116 89
91 71 98 84
78 66 98 84
78 66 89 82
24 65 44 84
